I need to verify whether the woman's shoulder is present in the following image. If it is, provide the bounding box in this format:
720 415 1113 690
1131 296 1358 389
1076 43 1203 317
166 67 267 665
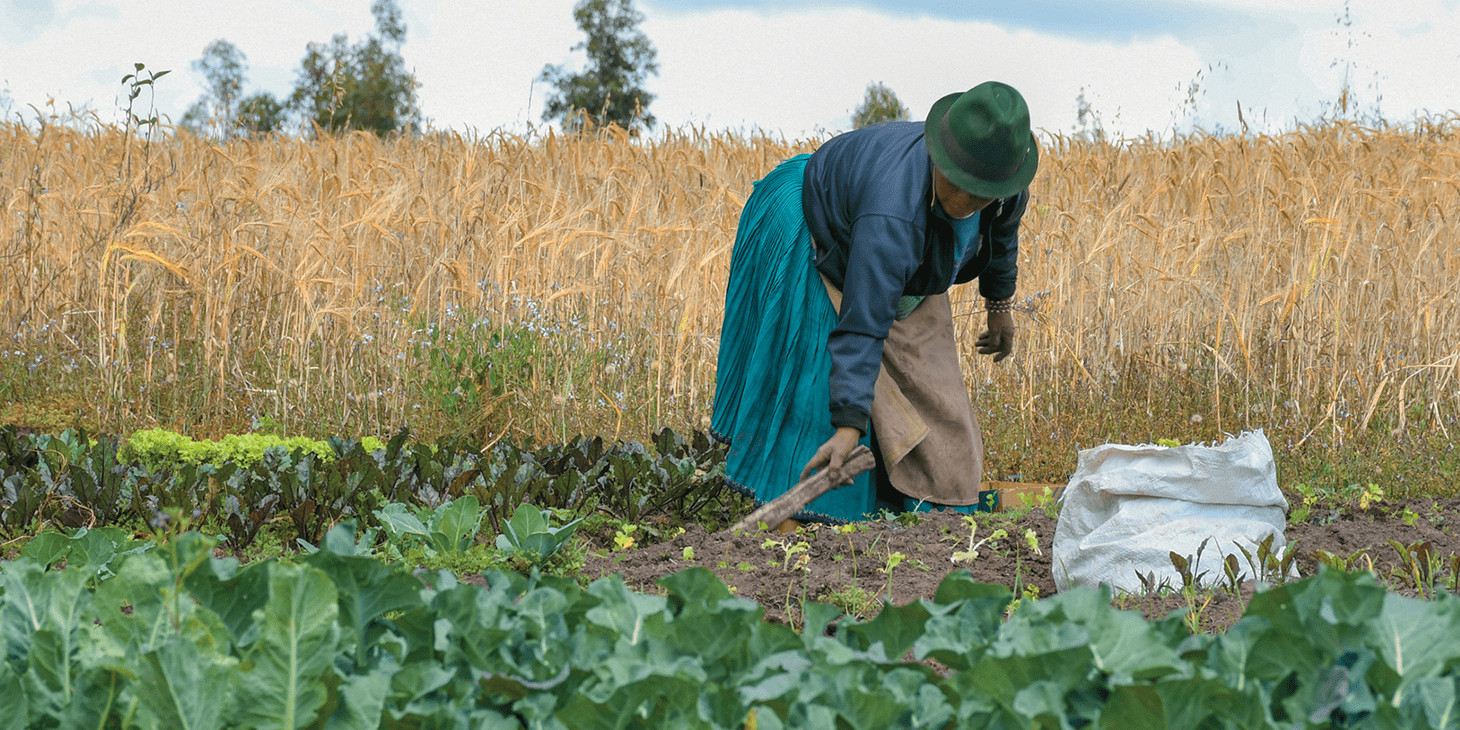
809 123 930 221
816 121 925 161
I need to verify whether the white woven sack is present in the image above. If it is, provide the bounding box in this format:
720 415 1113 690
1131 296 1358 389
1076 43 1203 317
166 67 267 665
1051 429 1290 593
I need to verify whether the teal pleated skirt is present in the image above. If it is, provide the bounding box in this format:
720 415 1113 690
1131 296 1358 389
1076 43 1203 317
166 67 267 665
710 155 878 522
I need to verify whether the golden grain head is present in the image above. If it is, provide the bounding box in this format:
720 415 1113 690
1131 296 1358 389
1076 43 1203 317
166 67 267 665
1 118 1458 437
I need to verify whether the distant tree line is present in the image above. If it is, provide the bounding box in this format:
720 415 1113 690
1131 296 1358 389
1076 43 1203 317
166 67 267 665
183 0 912 138
853 81 909 129
181 0 419 138
538 0 659 132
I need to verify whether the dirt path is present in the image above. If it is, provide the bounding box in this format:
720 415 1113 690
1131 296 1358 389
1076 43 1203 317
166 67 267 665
580 496 1460 633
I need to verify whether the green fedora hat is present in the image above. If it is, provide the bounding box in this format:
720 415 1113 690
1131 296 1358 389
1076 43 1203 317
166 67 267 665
925 81 1039 199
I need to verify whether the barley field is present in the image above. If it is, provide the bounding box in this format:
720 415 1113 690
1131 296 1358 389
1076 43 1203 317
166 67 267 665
2 114 1458 492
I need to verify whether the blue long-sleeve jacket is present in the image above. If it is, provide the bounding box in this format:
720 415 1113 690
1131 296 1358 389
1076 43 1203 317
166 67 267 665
801 122 1028 432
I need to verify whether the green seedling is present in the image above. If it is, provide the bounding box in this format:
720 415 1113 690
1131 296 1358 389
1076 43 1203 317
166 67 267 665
1022 528 1041 555
1033 486 1061 519
1182 591 1216 635
895 508 925 527
762 536 811 571
1313 547 1373 574
1222 554 1242 593
879 550 906 602
1136 570 1176 595
1005 583 1043 617
950 516 1005 564
822 584 880 620
882 551 906 574
1359 483 1385 511
611 523 638 552
1166 540 1224 634
1235 534 1301 585
1007 527 1043 608
1385 539 1446 600
1288 481 1385 524
1168 538 1215 593
375 496 487 559
1289 482 1319 524
1400 507 1420 527
494 502 583 565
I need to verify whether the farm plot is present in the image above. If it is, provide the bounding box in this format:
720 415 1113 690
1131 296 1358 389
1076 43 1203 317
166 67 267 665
4 423 1457 635
582 493 1460 634
4 110 1460 725
3 423 1460 726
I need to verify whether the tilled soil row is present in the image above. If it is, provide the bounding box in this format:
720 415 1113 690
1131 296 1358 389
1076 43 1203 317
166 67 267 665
580 496 1460 633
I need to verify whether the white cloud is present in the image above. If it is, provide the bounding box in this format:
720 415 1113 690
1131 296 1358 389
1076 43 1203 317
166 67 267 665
643 7 1203 139
404 0 580 132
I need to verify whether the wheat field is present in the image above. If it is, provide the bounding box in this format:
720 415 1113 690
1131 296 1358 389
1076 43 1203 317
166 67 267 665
2 115 1458 483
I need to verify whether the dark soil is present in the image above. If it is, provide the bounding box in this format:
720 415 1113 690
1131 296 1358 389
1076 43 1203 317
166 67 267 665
579 495 1460 634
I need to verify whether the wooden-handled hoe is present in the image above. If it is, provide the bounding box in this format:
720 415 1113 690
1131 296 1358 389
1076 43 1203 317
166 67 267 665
727 445 875 533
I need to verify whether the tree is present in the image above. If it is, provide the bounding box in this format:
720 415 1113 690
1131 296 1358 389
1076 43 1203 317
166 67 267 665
289 0 421 136
1073 86 1105 142
539 0 659 132
181 39 246 136
852 81 909 129
236 92 286 135
180 40 287 138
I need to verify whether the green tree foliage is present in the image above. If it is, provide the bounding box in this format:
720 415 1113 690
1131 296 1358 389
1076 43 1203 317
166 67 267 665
180 39 246 136
235 91 286 135
289 0 421 136
853 81 910 129
540 0 659 132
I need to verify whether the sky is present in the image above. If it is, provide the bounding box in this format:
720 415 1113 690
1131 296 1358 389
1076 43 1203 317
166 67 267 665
1 0 1458 140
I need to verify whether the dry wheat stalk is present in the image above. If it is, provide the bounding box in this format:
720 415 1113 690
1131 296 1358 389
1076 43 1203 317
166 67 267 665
1 117 1456 441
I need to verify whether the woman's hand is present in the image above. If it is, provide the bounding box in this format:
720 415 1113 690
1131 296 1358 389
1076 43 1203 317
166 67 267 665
800 426 862 484
976 311 1016 362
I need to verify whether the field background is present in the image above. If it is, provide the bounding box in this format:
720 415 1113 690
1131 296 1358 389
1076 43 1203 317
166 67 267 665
2 116 1458 497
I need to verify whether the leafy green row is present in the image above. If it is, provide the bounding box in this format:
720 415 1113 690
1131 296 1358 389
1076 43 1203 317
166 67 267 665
0 425 740 548
4 524 1460 729
119 428 389 469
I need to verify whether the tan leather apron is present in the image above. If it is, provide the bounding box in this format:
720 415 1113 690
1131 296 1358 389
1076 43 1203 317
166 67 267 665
820 276 985 506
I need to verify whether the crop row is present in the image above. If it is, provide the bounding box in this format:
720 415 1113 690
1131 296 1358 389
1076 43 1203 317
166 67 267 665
0 425 741 548
3 523 1459 728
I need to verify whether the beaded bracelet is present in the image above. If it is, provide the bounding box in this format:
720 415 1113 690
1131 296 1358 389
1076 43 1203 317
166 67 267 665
985 297 1015 314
